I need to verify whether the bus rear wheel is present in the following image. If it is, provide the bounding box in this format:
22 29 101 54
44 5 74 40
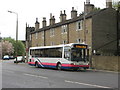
35 62 39 68
56 63 61 70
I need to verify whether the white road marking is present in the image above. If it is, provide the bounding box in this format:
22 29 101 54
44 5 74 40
65 80 111 88
24 73 48 79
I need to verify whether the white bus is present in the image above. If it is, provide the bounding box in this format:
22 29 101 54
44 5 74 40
28 43 89 70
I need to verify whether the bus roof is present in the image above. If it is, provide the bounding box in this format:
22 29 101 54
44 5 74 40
29 43 88 50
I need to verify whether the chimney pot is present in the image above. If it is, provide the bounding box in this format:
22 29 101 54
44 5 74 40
43 17 46 20
60 11 62 14
64 10 66 14
49 14 55 25
71 7 77 19
42 17 46 28
72 7 74 10
84 1 94 14
36 18 38 22
86 0 90 4
50 13 52 18
35 18 39 30
60 10 67 22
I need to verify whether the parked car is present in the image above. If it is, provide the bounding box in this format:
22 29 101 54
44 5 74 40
3 55 9 60
9 56 15 59
14 56 25 63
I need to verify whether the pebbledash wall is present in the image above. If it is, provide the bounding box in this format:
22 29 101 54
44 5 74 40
26 0 120 71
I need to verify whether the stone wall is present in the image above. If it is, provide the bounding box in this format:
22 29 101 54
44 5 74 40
92 8 117 55
92 55 119 72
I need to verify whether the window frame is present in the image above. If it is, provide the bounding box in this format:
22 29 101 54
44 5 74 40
76 20 83 31
36 33 38 39
30 34 32 41
51 42 54 46
41 31 44 39
62 40 67 44
76 38 81 43
61 25 67 34
50 28 55 37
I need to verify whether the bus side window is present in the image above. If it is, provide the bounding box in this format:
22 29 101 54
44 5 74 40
30 50 34 57
39 53 42 57
49 48 62 58
44 49 49 57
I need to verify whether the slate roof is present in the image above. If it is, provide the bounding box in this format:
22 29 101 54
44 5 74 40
30 8 115 34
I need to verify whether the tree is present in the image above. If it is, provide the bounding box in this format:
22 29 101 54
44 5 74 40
2 41 14 56
3 37 25 56
16 41 25 56
113 1 120 10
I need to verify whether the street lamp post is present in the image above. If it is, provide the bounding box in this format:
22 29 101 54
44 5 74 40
8 10 18 63
0 32 2 59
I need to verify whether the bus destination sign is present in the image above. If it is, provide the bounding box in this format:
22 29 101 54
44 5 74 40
74 45 87 49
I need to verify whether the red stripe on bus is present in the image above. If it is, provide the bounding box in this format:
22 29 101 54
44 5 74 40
28 62 35 64
28 62 56 66
42 62 56 66
28 62 89 68
62 64 89 67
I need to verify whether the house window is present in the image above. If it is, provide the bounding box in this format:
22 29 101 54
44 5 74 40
30 34 31 41
50 28 55 37
76 39 81 43
76 20 83 31
62 40 67 44
51 42 54 46
42 31 44 39
61 25 67 34
36 33 38 39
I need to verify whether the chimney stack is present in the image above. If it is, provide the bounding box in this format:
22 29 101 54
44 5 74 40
49 13 55 25
84 0 94 14
106 0 112 8
42 17 46 28
60 10 67 22
71 7 77 19
35 18 39 31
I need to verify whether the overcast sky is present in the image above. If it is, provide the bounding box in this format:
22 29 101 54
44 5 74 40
0 0 118 40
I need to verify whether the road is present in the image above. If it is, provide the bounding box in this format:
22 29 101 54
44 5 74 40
1 59 119 89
